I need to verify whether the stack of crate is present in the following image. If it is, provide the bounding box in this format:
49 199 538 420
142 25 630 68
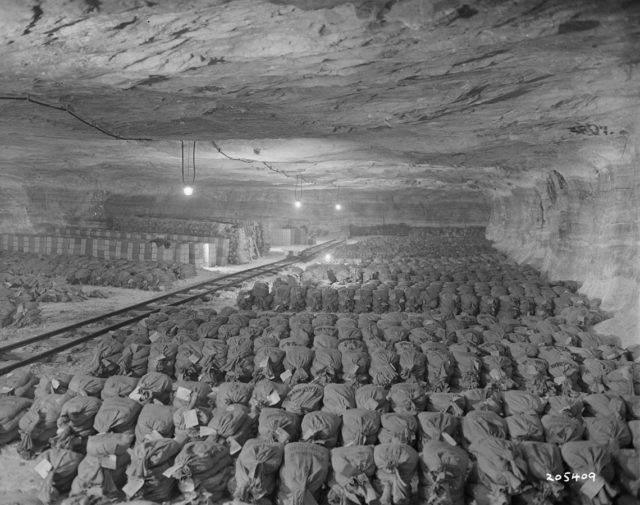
0 232 230 267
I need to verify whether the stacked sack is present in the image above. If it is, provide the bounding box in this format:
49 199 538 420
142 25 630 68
1 242 636 505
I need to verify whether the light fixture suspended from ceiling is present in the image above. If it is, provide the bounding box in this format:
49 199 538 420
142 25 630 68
294 174 302 208
334 185 343 211
181 140 196 196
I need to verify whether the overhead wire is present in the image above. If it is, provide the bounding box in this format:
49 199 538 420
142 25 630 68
0 93 153 141
1 93 330 188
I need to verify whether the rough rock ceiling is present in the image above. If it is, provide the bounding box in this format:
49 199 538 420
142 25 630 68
0 0 638 198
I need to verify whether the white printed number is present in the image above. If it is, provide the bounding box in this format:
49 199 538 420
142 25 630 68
546 472 596 482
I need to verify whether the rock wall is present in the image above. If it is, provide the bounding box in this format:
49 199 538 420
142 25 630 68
104 187 490 231
487 146 639 346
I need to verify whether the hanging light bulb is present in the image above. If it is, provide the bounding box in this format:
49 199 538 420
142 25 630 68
335 203 342 211
293 175 303 208
181 140 196 197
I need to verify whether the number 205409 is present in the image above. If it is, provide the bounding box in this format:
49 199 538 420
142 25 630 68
546 472 597 482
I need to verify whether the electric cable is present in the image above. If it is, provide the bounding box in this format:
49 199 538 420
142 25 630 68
0 94 335 188
0 93 153 141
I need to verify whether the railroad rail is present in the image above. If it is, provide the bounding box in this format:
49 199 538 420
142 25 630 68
0 238 344 375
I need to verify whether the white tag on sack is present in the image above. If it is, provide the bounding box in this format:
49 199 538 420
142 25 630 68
581 475 605 499
128 388 142 402
180 478 196 494
259 358 269 368
303 429 315 440
101 358 112 368
149 331 160 342
229 437 242 455
280 370 292 382
163 464 181 479
364 483 378 504
554 376 566 385
276 428 290 443
145 430 163 441
176 386 192 402
363 399 378 411
34 459 52 479
267 391 280 405
200 426 218 437
100 454 118 470
489 369 502 381
1 386 14 394
122 476 144 497
188 354 200 364
441 433 457 446
51 379 60 391
183 409 199 428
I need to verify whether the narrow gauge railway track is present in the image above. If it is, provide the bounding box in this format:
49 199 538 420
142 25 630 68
0 239 344 375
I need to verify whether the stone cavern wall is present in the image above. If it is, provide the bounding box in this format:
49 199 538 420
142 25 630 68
104 187 490 231
487 152 639 346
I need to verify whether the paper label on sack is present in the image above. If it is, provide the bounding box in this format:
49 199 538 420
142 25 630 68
1 386 14 394
145 430 163 441
51 379 60 391
363 399 378 411
149 331 160 342
228 437 242 455
554 376 566 385
441 433 457 446
350 365 359 376
188 354 200 364
163 464 181 479
489 369 502 381
581 476 605 499
129 389 142 402
100 454 118 470
199 426 218 437
34 459 53 479
122 476 144 497
175 386 192 402
303 429 315 440
267 391 280 405
226 405 236 412
180 478 196 495
280 370 292 382
259 358 269 368
101 358 112 368
276 428 290 443
183 409 199 428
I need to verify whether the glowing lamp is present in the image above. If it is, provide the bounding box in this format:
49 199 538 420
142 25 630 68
294 200 302 208
183 185 194 196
